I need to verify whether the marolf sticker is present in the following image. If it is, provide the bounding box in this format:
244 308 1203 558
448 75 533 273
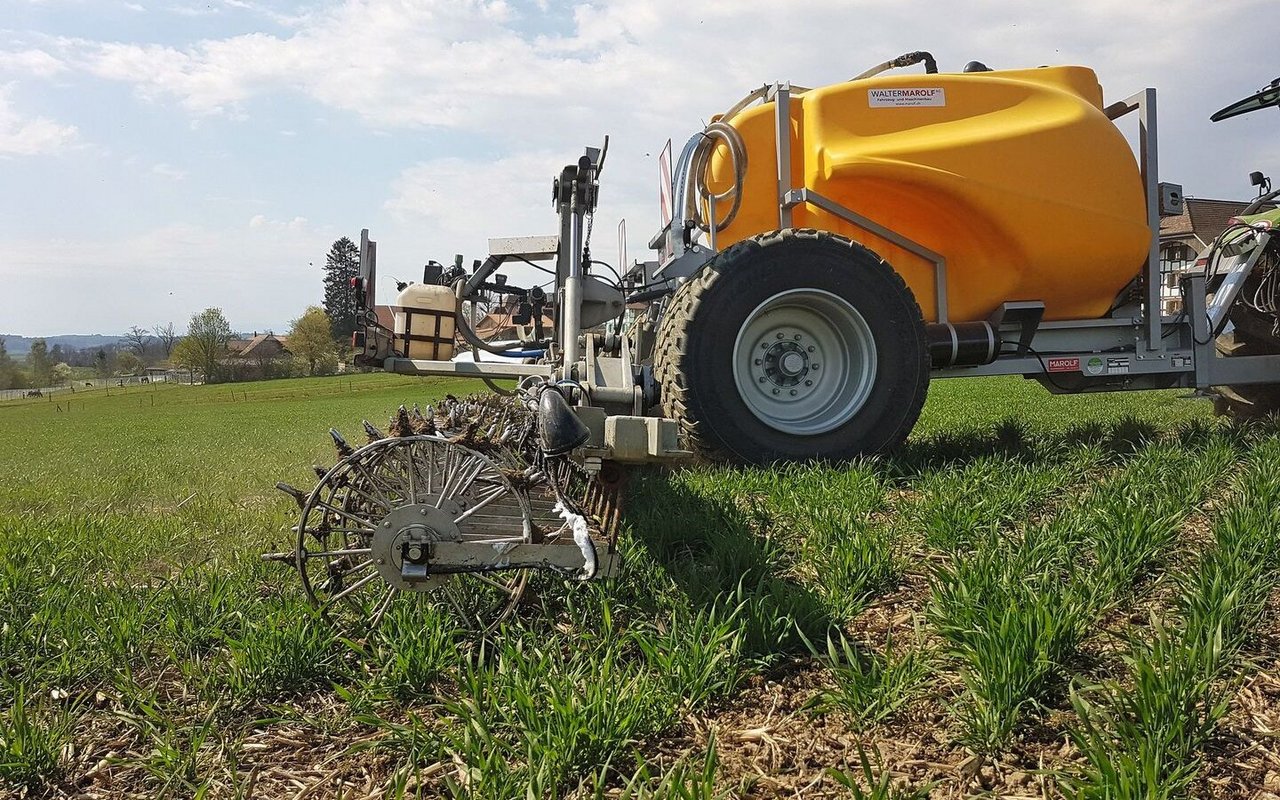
1047 357 1080 373
868 88 946 108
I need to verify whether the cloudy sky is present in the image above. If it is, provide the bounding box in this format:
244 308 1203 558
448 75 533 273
1 0 1275 337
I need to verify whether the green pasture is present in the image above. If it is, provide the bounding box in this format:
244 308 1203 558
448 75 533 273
0 373 1275 798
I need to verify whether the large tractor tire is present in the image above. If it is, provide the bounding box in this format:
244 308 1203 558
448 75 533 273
654 229 929 465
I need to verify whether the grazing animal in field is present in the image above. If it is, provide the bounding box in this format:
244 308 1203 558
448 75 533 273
26 390 42 398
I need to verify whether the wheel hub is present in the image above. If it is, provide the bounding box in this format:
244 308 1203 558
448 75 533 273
757 335 817 392
371 503 462 590
733 289 877 436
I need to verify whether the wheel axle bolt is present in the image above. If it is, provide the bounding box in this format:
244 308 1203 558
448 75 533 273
383 521 391 528
377 558 385 565
812 364 820 370
775 332 784 339
772 388 780 394
790 389 797 396
794 334 801 340
754 358 761 365
758 376 766 383
420 508 428 515
805 380 813 386
807 346 815 353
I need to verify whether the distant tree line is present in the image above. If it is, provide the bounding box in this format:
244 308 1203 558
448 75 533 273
2 236 367 390
0 320 189 389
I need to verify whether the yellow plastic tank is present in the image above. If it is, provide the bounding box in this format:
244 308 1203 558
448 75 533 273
706 66 1151 322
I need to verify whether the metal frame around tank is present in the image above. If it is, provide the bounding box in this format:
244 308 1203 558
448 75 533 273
749 81 1280 393
766 82 951 323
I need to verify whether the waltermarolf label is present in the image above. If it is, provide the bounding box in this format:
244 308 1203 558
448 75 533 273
868 88 946 107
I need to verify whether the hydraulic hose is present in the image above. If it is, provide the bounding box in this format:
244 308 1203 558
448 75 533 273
687 120 748 233
850 51 939 81
678 54 938 237
452 279 547 357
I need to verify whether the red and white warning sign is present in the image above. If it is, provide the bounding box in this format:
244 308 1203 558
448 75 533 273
657 139 673 228
1047 357 1081 373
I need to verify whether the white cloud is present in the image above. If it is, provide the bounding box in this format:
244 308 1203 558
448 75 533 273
0 84 78 156
51 1 1273 181
3 0 1277 334
0 220 333 334
151 161 186 179
0 49 67 79
249 213 308 231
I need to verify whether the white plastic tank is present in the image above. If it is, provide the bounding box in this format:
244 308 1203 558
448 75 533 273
394 283 457 360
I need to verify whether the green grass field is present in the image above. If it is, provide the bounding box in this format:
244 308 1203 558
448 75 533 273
2 374 1278 798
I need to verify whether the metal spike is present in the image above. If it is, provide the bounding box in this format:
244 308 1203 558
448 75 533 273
275 481 307 509
330 428 354 457
312 464 329 479
261 551 295 563
388 405 412 438
363 420 384 442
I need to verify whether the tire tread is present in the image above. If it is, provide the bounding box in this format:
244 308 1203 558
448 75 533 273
653 228 928 464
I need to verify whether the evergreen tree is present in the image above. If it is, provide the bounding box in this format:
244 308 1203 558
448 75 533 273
29 339 51 387
94 348 114 378
321 237 360 342
0 340 16 389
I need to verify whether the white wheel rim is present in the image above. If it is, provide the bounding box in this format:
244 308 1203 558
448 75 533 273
731 288 877 435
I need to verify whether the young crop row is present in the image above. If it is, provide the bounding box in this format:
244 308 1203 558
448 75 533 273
803 431 1116 730
927 427 1240 752
0 378 1244 796
1063 436 1280 798
3 456 897 796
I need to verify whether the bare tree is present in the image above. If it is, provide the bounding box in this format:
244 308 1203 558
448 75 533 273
154 323 178 359
124 326 151 358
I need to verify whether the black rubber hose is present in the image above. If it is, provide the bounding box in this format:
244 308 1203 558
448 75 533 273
626 287 674 304
450 279 549 357
892 51 938 74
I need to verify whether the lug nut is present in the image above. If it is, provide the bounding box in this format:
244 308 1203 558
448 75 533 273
754 358 761 365
776 332 784 339
805 380 813 386
790 389 798 396
758 376 766 383
807 346 815 353
794 334 801 340
812 364 820 371
772 388 780 394
383 521 391 528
